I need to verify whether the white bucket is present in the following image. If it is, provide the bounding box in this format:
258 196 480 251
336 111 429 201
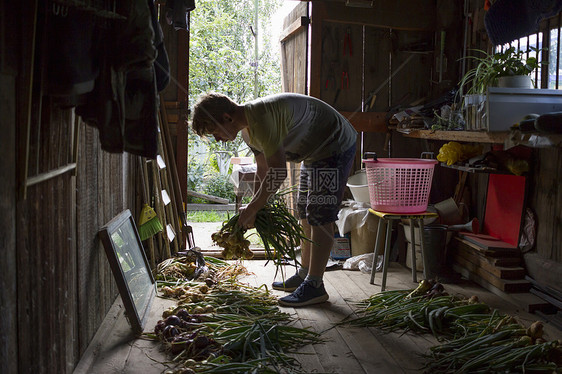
347 171 370 203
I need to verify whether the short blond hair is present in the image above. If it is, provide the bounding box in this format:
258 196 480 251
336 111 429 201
191 92 238 136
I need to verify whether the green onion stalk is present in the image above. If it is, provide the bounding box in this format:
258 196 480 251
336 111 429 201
339 284 562 374
212 188 310 272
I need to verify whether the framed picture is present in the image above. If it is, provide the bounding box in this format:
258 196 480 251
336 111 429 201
99 209 156 334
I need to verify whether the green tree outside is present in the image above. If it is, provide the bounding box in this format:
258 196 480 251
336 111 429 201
187 0 284 202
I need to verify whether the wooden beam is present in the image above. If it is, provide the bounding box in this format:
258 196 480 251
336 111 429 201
314 1 436 31
26 163 76 187
164 101 187 109
185 203 236 211
186 190 229 205
340 111 387 133
279 16 309 43
176 25 189 204
401 129 509 143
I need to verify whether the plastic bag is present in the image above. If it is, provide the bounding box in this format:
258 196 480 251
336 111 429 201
343 253 383 273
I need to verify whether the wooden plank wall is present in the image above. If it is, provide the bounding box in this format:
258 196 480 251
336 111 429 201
0 4 18 373
76 122 135 358
280 2 308 95
524 147 562 292
531 148 562 262
310 1 437 171
17 171 78 373
317 22 362 112
12 102 136 373
2 2 138 366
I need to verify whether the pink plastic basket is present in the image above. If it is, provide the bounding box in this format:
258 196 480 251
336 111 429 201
363 158 438 213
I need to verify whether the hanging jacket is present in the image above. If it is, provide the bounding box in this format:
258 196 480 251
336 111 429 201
148 0 170 91
77 0 160 159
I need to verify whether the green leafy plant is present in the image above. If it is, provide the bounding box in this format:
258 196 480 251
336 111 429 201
204 173 236 203
187 157 207 203
459 47 543 95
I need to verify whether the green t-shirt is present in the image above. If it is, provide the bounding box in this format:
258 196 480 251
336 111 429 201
244 93 357 163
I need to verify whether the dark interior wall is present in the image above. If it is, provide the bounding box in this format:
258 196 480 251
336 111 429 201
310 0 463 159
0 1 138 372
0 2 19 374
12 98 136 373
75 123 136 358
524 147 562 293
16 163 78 373
529 148 562 263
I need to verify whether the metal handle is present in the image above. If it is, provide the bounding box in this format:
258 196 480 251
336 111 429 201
364 152 378 161
420 152 435 160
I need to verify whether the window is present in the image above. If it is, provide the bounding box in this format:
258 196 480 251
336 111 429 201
496 13 562 90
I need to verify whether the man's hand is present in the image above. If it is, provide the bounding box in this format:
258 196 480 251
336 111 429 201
238 203 259 229
238 146 287 229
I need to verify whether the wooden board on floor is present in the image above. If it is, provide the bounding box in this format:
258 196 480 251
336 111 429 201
452 237 521 265
74 296 176 374
249 261 433 373
455 245 526 280
76 259 562 374
456 235 520 257
453 254 531 293
327 268 434 374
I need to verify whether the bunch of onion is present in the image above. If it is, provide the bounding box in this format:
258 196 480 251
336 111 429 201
212 191 309 267
156 257 199 281
211 221 253 260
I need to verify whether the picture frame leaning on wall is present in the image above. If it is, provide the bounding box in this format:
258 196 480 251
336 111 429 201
99 209 157 334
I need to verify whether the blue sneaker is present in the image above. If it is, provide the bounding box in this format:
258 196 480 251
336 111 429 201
272 274 304 292
277 280 329 307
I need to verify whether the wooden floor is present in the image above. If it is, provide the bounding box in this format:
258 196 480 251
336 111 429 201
75 260 562 374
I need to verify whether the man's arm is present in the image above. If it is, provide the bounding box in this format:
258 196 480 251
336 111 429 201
253 151 268 194
238 146 287 228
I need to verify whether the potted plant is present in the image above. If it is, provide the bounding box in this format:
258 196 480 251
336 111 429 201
458 46 543 130
459 46 542 95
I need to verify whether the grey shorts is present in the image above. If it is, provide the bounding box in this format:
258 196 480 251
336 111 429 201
297 144 356 226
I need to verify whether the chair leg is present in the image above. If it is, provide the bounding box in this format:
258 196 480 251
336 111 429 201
369 218 385 285
380 220 393 291
410 219 417 283
418 218 429 280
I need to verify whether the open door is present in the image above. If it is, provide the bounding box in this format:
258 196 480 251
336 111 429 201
279 2 309 210
280 2 309 95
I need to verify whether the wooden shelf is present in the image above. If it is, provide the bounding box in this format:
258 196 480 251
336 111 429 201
399 129 509 143
439 162 514 175
397 128 561 148
507 131 562 148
